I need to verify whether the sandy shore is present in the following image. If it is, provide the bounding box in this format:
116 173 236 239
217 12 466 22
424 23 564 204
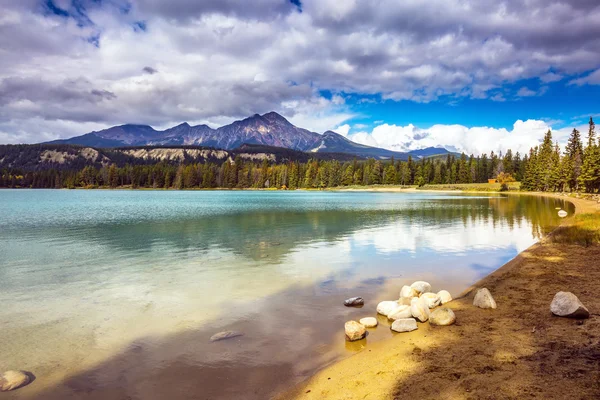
278 194 600 400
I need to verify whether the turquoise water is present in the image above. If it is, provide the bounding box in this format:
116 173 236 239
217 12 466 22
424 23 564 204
0 190 573 399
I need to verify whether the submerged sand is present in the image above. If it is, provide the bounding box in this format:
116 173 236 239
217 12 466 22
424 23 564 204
279 195 600 400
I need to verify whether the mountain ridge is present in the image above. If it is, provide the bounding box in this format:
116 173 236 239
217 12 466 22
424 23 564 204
46 112 454 160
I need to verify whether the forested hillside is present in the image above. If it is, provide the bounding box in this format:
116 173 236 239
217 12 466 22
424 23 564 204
2 118 599 192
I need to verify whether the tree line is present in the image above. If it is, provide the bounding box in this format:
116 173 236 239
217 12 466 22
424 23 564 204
521 117 600 192
1 117 598 192
0 151 524 190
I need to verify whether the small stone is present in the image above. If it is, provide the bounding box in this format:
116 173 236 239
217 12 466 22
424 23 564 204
359 317 378 328
550 291 589 319
429 307 456 326
344 297 364 307
410 297 430 322
437 290 452 304
391 318 418 333
210 331 244 342
345 320 367 341
387 305 412 320
377 300 399 316
400 285 419 299
410 281 432 295
473 288 497 309
420 292 441 309
558 210 568 218
0 371 31 392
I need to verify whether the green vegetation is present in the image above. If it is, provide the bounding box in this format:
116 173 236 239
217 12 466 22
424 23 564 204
418 182 521 192
521 117 600 193
550 213 600 247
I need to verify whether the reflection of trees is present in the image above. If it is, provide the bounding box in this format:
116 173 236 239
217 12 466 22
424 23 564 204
7 195 574 264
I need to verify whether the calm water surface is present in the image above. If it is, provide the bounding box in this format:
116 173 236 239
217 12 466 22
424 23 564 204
0 190 574 399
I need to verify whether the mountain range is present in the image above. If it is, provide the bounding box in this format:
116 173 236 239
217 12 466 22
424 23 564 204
47 111 452 160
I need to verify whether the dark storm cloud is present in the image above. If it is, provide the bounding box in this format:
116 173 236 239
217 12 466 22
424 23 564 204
134 0 300 21
0 77 100 105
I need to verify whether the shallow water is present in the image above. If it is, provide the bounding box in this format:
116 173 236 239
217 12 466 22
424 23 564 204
0 190 574 399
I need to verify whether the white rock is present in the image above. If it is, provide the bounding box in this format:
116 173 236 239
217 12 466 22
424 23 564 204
429 308 456 326
473 288 497 309
391 318 418 333
359 317 378 328
410 281 432 295
550 292 589 319
410 297 430 322
387 305 412 320
558 210 568 218
0 371 31 392
397 296 413 306
345 320 367 341
437 290 452 304
420 292 441 309
400 285 419 299
377 300 399 316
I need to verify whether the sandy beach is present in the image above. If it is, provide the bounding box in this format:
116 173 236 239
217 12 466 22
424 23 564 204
279 194 600 400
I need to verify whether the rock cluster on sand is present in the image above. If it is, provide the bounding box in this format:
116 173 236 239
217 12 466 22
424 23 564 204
473 288 497 309
344 297 365 307
359 317 378 328
346 281 458 340
391 318 418 333
429 308 456 326
0 371 31 392
345 321 367 341
210 331 244 342
550 291 589 319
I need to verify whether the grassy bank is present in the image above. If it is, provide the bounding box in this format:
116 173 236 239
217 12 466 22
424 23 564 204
329 182 521 192
279 196 600 400
418 182 521 192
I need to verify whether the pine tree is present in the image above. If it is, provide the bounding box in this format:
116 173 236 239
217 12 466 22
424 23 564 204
538 130 555 191
458 153 469 183
564 128 584 191
521 147 538 191
502 149 514 175
383 163 397 184
579 117 600 192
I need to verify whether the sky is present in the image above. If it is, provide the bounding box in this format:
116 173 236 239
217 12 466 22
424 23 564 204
0 0 599 155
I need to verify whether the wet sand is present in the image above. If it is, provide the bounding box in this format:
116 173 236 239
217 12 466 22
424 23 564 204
279 195 600 400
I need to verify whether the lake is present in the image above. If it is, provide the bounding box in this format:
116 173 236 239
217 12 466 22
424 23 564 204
0 189 574 399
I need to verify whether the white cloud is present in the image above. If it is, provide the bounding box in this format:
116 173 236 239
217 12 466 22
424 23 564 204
516 86 548 97
516 87 537 97
569 69 600 86
344 119 582 155
333 124 351 136
539 72 563 83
